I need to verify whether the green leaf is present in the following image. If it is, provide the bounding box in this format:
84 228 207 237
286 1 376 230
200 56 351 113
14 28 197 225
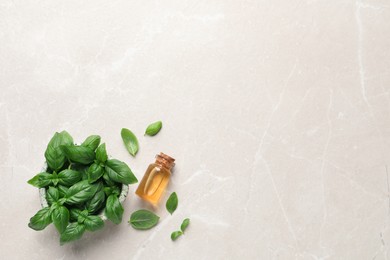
27 172 52 188
81 135 101 151
70 208 82 221
61 145 95 165
105 194 124 224
65 180 100 205
87 163 104 183
105 159 138 185
51 206 69 234
77 210 89 224
180 218 190 233
57 185 69 198
102 172 117 186
28 207 52 231
86 186 105 214
44 131 73 171
104 186 120 197
96 143 108 163
166 192 178 215
46 186 60 204
57 169 82 186
129 209 159 230
60 223 86 245
145 121 162 136
171 231 183 241
84 215 104 232
121 128 139 157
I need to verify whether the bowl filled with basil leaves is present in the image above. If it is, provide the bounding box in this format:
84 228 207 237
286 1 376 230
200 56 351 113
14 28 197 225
27 131 138 245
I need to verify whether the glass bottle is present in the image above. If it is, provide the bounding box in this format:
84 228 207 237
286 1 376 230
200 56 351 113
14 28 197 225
135 152 175 205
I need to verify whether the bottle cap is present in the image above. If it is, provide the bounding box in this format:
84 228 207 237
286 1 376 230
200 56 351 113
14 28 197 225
155 152 175 170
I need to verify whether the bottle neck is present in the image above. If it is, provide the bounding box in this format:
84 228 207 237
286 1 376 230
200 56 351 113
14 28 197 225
155 153 175 170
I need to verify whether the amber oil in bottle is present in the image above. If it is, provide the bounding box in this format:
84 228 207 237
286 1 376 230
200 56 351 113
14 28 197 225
135 152 175 205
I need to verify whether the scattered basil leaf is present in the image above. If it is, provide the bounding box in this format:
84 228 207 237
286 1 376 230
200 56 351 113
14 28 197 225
105 159 138 185
171 231 183 241
44 131 73 171
60 223 86 245
84 215 104 232
129 209 159 230
65 180 100 205
145 121 162 136
105 194 124 225
121 128 139 157
87 163 104 183
46 186 60 205
28 207 52 231
27 172 52 188
180 218 190 233
61 145 95 165
57 169 81 186
81 135 101 151
86 186 105 214
166 192 178 215
52 206 69 234
96 143 108 163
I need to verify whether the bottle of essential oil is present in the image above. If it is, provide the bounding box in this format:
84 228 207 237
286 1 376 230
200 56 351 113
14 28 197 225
135 152 175 205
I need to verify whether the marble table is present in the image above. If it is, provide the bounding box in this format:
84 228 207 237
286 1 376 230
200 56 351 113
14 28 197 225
1 0 390 259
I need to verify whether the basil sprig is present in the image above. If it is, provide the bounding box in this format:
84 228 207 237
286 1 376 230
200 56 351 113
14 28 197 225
28 131 138 245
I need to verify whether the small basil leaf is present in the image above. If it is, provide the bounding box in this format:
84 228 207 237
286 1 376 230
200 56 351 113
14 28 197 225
84 215 104 232
166 192 178 215
96 143 108 163
103 186 120 197
145 121 162 136
105 194 124 225
102 172 117 186
27 172 52 188
57 169 81 186
77 210 88 224
105 159 138 185
28 207 52 231
121 128 139 157
70 208 82 221
60 223 86 245
57 185 69 198
65 180 100 205
44 131 73 171
61 145 95 165
171 231 183 241
51 206 69 234
86 187 105 214
180 218 190 233
46 186 60 204
81 135 101 151
87 163 104 183
129 209 159 230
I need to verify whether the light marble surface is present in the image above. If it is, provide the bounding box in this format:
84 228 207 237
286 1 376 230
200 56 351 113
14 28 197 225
1 0 390 259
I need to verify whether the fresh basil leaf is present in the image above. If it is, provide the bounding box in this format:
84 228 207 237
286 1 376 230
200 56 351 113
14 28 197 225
84 215 104 232
180 218 190 233
105 194 124 224
28 207 52 231
27 172 52 188
70 208 82 221
77 210 89 224
145 121 162 136
166 192 178 215
121 128 139 157
52 206 69 234
96 143 108 163
65 180 100 205
44 131 73 171
102 172 117 186
105 159 138 185
61 145 95 165
58 169 81 186
81 135 101 151
87 163 104 183
171 231 183 241
57 185 69 198
60 223 86 245
46 187 60 205
129 209 159 230
86 187 105 214
104 186 120 197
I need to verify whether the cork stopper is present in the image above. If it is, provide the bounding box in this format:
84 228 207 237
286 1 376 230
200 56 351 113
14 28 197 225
155 152 175 170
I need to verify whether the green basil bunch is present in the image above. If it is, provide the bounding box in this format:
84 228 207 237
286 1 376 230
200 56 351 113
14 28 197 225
27 131 138 245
